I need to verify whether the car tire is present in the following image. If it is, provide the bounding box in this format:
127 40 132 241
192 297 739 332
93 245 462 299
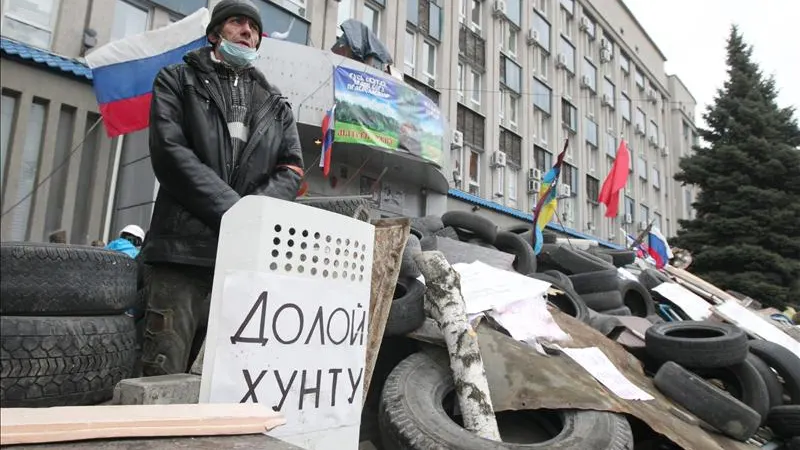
645 321 749 369
379 352 634 450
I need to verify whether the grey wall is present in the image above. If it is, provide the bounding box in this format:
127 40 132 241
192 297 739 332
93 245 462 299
0 60 113 244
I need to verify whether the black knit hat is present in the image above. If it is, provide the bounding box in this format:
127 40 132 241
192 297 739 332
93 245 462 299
206 0 263 48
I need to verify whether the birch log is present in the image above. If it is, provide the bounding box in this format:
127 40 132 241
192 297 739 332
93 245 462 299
414 251 501 442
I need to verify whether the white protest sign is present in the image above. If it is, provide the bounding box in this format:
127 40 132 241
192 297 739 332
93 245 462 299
199 196 375 450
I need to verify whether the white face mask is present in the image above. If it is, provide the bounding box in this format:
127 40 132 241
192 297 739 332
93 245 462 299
218 38 259 68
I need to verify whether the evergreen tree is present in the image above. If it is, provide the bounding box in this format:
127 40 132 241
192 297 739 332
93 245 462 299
672 25 800 309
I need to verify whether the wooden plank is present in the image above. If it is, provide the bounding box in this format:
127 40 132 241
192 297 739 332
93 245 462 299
664 266 734 304
0 404 285 446
362 218 410 403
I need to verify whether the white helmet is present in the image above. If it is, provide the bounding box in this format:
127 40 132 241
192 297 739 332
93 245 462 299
120 224 145 241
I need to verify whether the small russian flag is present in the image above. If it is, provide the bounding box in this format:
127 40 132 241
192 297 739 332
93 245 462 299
320 105 336 177
647 229 673 269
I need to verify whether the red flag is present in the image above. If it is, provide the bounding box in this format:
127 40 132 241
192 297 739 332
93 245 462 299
598 139 630 218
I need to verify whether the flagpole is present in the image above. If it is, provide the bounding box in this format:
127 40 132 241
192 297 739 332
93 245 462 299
629 218 655 250
102 134 124 243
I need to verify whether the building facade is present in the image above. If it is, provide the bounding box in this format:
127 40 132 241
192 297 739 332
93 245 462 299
0 0 697 246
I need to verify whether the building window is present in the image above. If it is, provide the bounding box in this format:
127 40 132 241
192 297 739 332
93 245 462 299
582 58 596 92
620 52 630 73
470 0 481 30
428 0 442 40
469 149 480 192
535 0 548 14
654 212 663 231
535 48 550 79
532 10 551 52
508 26 518 56
422 41 436 79
337 0 354 35
500 55 522 93
533 78 552 115
562 163 578 195
635 107 646 130
585 116 598 147
363 3 380 35
507 167 519 204
649 120 659 144
406 0 419 25
457 63 465 100
561 98 577 132
635 69 645 90
495 166 505 197
621 93 631 123
560 0 574 14
605 130 617 157
586 175 599 202
8 100 47 241
640 204 650 224
470 70 481 105
603 77 615 108
499 128 522 166
536 111 550 146
499 90 506 122
624 196 635 222
638 156 647 180
652 167 661 189
404 30 416 74
1 93 18 192
2 0 60 49
534 146 553 171
509 95 518 126
111 0 149 42
457 104 486 150
559 36 575 73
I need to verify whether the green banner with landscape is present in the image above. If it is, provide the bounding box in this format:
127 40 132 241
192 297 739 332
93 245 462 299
333 66 445 168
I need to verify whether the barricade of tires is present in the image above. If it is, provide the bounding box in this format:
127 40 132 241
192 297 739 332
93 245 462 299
645 321 800 443
371 212 639 448
0 242 139 408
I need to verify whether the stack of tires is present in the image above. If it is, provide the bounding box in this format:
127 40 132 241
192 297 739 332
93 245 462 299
646 321 800 444
0 242 139 407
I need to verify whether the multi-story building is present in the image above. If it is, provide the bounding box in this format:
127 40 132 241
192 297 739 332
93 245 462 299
1 0 697 246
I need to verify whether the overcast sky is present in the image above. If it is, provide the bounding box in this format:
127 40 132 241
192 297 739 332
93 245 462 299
622 0 799 128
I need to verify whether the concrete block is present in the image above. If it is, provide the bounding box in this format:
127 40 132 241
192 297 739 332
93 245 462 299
112 374 201 405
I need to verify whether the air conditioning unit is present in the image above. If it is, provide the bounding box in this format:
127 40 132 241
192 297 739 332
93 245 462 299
528 168 543 180
527 28 540 46
634 123 644 135
638 221 649 231
452 130 464 148
600 38 610 50
599 48 611 63
559 183 571 197
493 0 507 17
527 179 541 194
579 17 590 31
647 89 658 103
623 214 633 224
648 135 657 146
453 169 462 183
586 222 596 232
580 75 592 89
491 151 507 167
601 94 612 106
661 146 670 157
556 53 567 68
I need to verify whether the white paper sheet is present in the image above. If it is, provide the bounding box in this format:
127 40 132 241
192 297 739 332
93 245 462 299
560 347 654 401
714 301 800 358
488 296 571 344
652 282 712 320
452 261 552 314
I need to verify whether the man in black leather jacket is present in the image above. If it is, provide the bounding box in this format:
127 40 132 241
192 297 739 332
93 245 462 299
139 0 304 375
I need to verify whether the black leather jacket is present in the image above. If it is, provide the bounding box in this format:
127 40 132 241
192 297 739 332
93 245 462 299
140 48 303 267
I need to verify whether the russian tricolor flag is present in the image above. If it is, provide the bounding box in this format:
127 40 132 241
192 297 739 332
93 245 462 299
85 9 210 138
647 229 673 269
319 105 336 177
